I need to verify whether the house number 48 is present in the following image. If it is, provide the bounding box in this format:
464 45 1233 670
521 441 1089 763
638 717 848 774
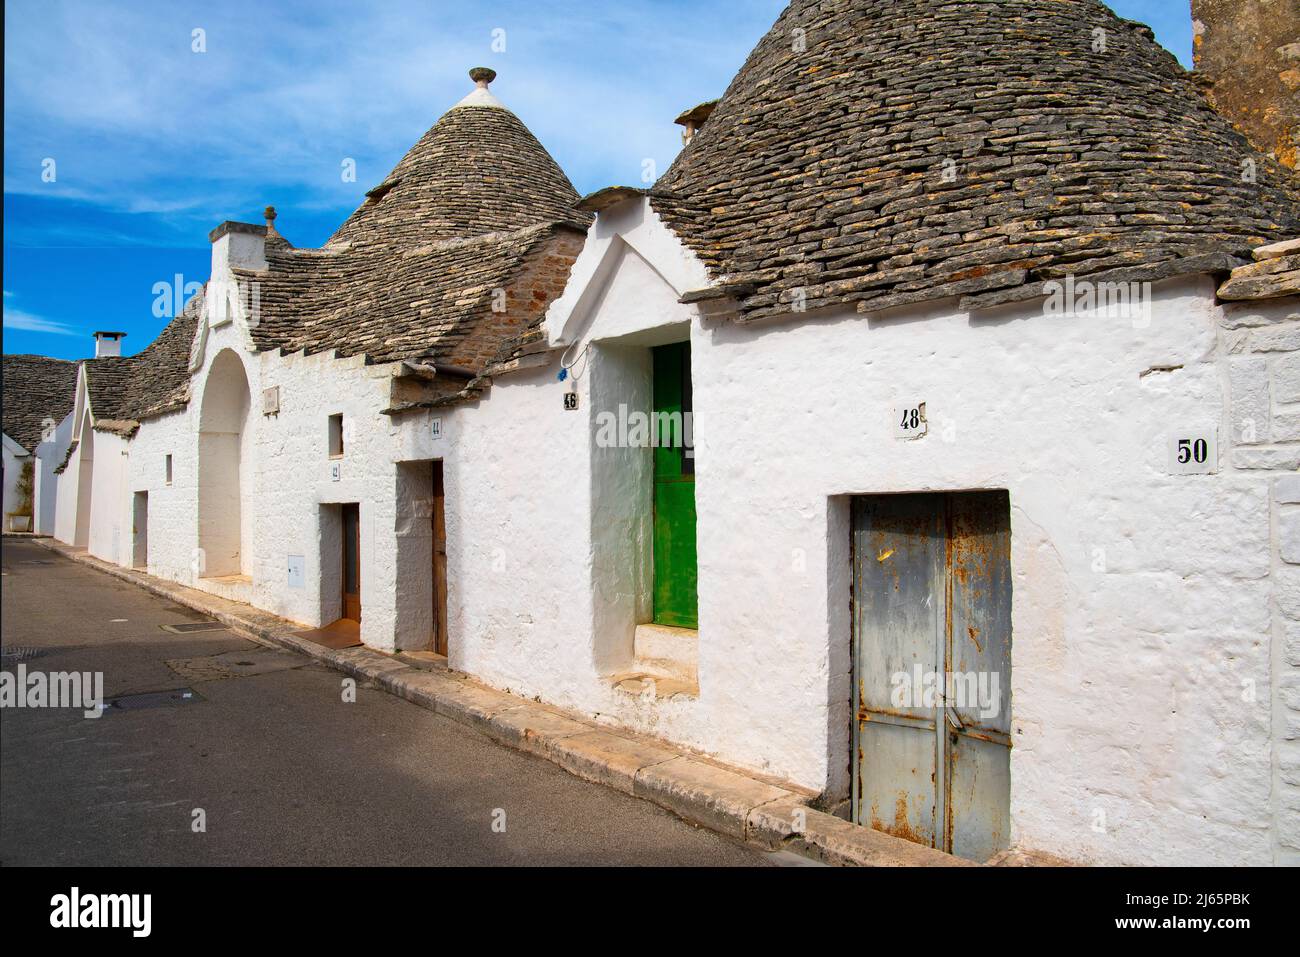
894 402 928 440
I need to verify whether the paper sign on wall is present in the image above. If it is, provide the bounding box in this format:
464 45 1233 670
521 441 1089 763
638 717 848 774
287 555 305 589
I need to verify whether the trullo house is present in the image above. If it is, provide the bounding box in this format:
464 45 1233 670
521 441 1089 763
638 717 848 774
53 1 1300 865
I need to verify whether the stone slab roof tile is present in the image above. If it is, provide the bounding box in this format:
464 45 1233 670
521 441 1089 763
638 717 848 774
0 354 79 452
329 98 588 249
234 85 590 372
652 0 1300 321
83 301 199 425
1218 251 1300 300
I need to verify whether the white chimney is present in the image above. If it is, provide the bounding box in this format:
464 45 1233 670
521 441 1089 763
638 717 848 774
93 331 126 358
205 219 269 328
208 219 268 279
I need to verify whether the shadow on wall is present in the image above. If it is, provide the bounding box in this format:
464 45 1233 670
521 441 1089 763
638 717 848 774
197 349 251 578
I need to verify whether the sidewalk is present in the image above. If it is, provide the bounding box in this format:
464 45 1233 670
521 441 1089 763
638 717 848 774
26 536 969 867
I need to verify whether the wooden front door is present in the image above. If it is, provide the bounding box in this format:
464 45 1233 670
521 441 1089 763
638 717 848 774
132 491 148 569
431 462 448 656
651 342 698 629
851 491 1012 862
341 503 361 622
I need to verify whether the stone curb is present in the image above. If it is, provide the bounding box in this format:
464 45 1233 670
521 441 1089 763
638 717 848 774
27 537 970 867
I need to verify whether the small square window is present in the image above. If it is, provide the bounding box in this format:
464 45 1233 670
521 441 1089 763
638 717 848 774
328 414 344 458
165 454 173 485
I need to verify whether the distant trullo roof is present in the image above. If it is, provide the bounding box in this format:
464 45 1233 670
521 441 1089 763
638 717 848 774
237 69 590 368
0 354 79 452
327 69 587 249
652 0 1300 320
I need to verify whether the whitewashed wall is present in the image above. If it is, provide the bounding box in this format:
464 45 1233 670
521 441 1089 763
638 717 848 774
1219 296 1300 868
32 410 73 535
436 196 1295 865
57 196 1297 866
53 411 86 546
2 437 25 529
401 366 594 702
249 347 398 639
85 429 128 565
693 276 1293 866
123 406 195 583
115 329 406 643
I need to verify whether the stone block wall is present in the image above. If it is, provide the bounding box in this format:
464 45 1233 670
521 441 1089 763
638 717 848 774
1221 294 1300 864
1193 0 1300 168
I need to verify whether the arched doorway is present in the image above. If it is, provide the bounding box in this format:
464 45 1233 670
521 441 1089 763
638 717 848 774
197 349 251 578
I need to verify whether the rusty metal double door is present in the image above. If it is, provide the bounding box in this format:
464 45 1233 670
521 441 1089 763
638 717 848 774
851 491 1012 862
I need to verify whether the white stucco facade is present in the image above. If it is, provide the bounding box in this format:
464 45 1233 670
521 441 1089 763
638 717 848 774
2 410 70 534
32 410 74 536
394 197 1299 865
2 434 28 531
52 197 1300 866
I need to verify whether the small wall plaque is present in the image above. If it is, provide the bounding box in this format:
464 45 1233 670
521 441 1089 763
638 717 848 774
330 462 342 482
564 392 579 411
262 386 280 415
431 417 443 440
287 555 305 589
1168 429 1217 475
894 401 928 440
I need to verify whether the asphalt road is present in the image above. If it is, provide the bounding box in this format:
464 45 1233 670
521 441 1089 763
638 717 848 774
0 538 766 866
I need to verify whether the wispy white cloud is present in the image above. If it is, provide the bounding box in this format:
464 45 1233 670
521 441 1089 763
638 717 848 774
3 0 785 242
3 304 81 336
3 0 1189 253
3 289 80 336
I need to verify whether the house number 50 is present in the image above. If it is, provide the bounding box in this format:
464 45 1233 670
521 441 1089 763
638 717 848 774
1168 429 1216 475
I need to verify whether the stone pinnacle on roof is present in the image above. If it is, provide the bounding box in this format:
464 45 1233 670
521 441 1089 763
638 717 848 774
455 66 505 110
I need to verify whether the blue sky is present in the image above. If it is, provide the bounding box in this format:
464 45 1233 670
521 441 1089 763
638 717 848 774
3 0 1194 360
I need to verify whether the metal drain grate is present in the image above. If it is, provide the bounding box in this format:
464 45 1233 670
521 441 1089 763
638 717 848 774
159 621 228 634
105 688 201 711
0 646 43 662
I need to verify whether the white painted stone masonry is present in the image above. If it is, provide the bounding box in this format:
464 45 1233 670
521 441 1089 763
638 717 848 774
55 197 1300 866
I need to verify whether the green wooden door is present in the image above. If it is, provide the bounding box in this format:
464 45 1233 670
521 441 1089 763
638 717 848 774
652 342 698 629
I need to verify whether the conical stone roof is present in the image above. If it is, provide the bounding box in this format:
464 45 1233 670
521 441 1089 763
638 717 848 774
330 80 586 247
0 354 78 451
237 71 590 369
653 0 1300 320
